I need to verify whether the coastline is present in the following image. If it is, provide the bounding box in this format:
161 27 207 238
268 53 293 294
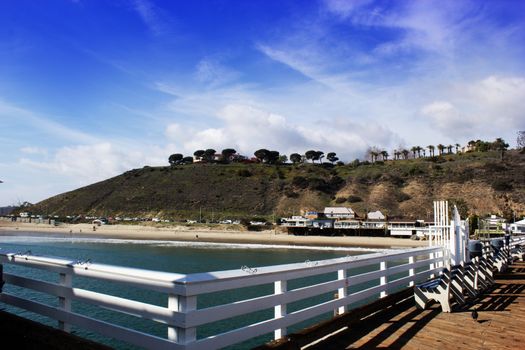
0 222 427 249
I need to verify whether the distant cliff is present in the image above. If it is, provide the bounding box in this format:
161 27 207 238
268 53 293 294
28 150 525 221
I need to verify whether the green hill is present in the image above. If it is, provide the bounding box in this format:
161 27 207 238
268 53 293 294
28 150 525 221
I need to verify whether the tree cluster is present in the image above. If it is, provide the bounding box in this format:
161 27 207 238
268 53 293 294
168 137 511 167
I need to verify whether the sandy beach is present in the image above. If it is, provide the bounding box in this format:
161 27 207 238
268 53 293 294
0 221 427 249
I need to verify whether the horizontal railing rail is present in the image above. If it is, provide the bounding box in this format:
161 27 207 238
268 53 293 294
0 245 445 349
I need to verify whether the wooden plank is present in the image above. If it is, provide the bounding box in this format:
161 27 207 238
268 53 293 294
266 262 525 350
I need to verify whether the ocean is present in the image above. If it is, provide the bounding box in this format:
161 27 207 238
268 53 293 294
0 233 388 349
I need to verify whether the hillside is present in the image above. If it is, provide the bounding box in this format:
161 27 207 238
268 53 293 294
28 150 525 221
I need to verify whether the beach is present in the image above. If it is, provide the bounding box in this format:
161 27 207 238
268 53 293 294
0 221 427 248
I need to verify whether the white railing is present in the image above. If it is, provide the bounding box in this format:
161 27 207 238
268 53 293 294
0 246 444 349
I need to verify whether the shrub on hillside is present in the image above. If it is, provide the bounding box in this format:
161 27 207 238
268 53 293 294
397 192 411 202
347 195 362 203
335 197 347 204
237 169 252 177
292 176 309 189
492 180 513 191
284 188 299 198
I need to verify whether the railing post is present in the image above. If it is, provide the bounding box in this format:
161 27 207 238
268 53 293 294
408 256 415 287
274 280 287 340
380 261 388 298
168 293 196 345
58 272 72 333
337 268 347 315
429 251 435 278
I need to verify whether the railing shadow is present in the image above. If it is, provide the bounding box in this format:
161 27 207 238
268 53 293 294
307 297 441 349
308 265 525 350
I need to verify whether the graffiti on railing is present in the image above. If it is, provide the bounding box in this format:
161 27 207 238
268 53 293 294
241 265 257 274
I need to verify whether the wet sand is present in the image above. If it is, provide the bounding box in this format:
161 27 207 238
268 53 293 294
0 221 427 249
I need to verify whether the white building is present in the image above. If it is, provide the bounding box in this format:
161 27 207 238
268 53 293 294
280 216 311 227
324 207 355 219
367 210 385 221
510 219 525 234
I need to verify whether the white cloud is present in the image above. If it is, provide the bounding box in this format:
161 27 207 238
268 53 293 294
165 103 397 160
195 58 240 87
19 142 167 185
133 0 167 36
0 99 99 144
20 146 48 155
323 0 375 19
421 75 525 139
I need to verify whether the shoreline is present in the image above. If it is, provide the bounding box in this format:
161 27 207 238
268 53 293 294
0 222 427 249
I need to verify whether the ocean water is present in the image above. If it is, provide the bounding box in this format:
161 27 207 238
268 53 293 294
0 233 390 349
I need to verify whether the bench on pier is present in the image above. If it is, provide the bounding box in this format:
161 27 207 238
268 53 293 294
458 260 479 298
493 248 509 273
414 267 464 313
511 245 525 262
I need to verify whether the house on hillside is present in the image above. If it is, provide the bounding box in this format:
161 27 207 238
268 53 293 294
367 210 386 221
324 207 355 220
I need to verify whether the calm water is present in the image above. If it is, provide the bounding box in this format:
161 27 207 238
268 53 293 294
0 232 388 349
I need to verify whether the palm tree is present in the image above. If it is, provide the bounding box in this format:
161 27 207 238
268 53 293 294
427 145 435 157
422 149 426 157
369 150 379 163
437 144 445 156
411 146 418 159
401 149 409 160
447 145 453 154
455 143 461 154
380 150 389 161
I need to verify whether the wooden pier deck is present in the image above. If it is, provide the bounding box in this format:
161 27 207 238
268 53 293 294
262 262 525 350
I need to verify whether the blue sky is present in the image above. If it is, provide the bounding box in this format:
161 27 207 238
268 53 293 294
1 0 524 206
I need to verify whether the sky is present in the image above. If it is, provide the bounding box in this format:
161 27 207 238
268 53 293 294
0 0 524 206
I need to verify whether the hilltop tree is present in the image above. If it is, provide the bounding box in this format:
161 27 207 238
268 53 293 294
393 150 400 160
416 146 423 158
518 131 525 151
290 153 302 164
168 153 183 165
447 145 453 154
193 150 205 160
278 155 288 164
368 150 378 163
182 156 193 164
427 145 435 157
401 149 409 160
203 149 216 162
314 151 324 163
327 152 338 164
221 148 237 162
254 149 270 163
493 138 509 160
266 150 280 164
437 144 445 156
305 150 317 163
411 146 418 159
380 150 389 161
455 143 461 153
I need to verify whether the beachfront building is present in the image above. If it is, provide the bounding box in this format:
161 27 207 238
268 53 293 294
280 216 311 227
324 207 356 220
311 219 334 229
388 220 429 237
510 219 525 234
333 220 361 229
